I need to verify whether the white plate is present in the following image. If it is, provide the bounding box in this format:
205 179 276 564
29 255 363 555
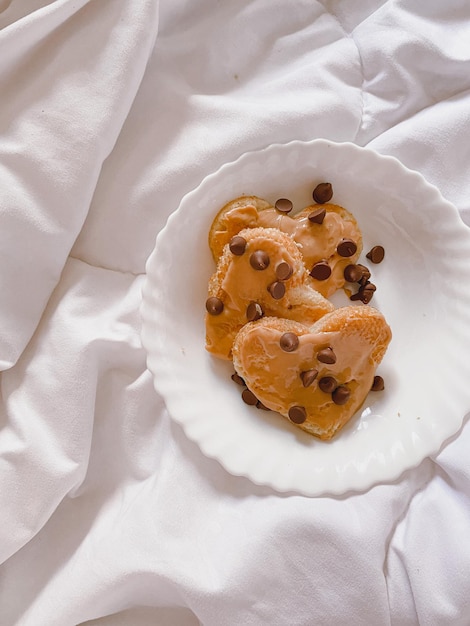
140 139 470 496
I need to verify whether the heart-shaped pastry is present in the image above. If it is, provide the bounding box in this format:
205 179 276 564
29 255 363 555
205 226 334 360
232 305 392 439
208 195 363 297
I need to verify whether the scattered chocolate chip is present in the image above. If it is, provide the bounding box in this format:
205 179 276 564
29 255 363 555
256 400 271 411
229 235 247 255
275 198 293 214
242 388 258 406
310 260 332 281
317 347 336 364
371 375 385 391
268 281 286 300
337 238 358 257
350 281 377 304
319 376 337 393
360 283 376 304
288 405 307 424
300 368 318 387
250 250 270 270
280 332 299 352
366 245 385 264
332 385 351 405
231 372 245 386
343 264 364 283
275 261 293 281
343 263 370 285
356 264 371 285
312 182 333 204
308 207 326 224
246 301 264 321
205 296 224 315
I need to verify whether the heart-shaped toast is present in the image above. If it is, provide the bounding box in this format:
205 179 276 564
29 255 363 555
205 226 334 360
232 306 392 439
208 195 363 297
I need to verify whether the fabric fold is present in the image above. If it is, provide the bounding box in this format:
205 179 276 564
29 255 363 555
0 0 159 369
0 258 151 565
1 0 470 624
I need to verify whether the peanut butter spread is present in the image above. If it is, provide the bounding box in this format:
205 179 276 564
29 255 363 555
210 202 363 297
205 227 334 360
206 186 390 439
236 325 372 422
231 308 391 439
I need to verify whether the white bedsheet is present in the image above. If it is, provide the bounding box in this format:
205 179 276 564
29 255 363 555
1 1 470 624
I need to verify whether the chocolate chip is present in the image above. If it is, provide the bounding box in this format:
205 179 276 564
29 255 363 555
242 388 259 406
357 264 371 285
332 385 350 405
337 239 357 257
349 281 377 304
246 302 263 321
310 261 332 281
250 250 270 270
345 263 372 285
308 207 326 224
366 245 385 264
268 281 286 300
275 261 293 281
371 375 385 391
229 235 247 255
288 405 307 424
205 296 224 315
256 400 271 411
360 283 376 304
300 368 318 387
280 332 299 352
350 281 376 304
319 376 337 393
317 347 336 364
349 292 363 302
275 198 293 214
312 182 333 204
231 372 245 386
343 264 363 283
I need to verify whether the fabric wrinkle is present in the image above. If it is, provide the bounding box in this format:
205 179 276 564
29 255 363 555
1 1 470 625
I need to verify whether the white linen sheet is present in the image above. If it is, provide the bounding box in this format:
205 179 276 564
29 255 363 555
1 0 470 624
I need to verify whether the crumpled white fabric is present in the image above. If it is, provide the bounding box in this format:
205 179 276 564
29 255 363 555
1 0 470 624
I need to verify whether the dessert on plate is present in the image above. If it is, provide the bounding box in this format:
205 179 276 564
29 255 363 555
232 306 391 440
208 191 363 297
205 226 334 360
205 182 391 439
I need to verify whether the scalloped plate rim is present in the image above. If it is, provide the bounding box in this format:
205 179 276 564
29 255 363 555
140 138 470 497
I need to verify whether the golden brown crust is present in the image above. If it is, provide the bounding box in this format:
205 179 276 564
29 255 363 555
232 306 392 439
208 196 273 261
